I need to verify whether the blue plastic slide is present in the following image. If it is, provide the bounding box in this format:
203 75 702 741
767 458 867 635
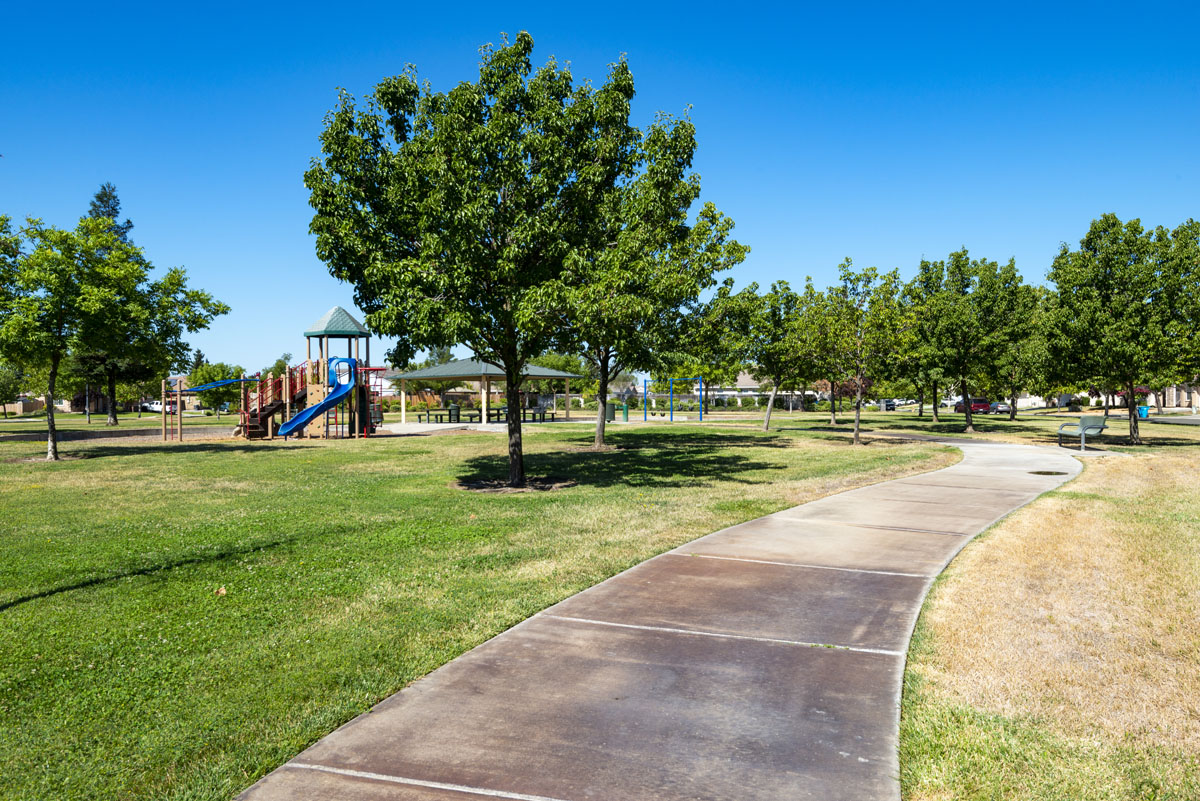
277 357 356 438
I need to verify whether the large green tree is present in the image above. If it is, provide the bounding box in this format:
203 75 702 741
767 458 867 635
307 33 664 485
1048 214 1194 444
70 184 227 425
0 217 139 459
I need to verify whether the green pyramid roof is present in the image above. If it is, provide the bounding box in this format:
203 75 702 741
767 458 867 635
304 306 370 337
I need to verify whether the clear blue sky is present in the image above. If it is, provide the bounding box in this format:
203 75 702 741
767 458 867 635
3 3 1197 371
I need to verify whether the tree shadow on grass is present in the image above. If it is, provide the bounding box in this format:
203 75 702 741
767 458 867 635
51 441 294 460
461 434 789 489
0 534 299 613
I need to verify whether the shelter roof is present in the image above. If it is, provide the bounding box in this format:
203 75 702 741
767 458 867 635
304 306 370 337
395 359 581 381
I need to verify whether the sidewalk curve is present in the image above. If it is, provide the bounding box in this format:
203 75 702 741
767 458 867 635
240 440 1080 801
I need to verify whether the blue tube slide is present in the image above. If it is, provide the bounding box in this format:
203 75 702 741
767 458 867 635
277 358 356 438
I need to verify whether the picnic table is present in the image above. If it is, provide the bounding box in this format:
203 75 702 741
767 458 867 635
416 408 482 424
486 407 558 424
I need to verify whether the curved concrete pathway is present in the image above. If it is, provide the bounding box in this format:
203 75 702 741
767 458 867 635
240 440 1080 801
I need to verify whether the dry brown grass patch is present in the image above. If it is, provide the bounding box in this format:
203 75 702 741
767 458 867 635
916 450 1200 753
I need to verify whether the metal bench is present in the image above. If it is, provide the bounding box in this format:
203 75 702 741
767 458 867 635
1058 414 1108 451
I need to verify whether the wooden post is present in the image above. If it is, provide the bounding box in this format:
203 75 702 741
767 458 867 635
401 379 407 424
241 373 248 440
161 379 167 440
267 372 275 440
565 378 571 420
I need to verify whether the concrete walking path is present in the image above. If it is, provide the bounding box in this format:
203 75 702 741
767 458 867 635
240 440 1080 801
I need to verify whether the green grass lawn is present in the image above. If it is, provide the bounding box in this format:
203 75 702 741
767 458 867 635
0 424 953 801
0 412 236 435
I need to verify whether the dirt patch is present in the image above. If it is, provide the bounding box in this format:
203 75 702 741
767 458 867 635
453 477 577 493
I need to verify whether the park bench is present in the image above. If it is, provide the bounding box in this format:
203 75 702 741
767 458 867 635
1057 414 1108 451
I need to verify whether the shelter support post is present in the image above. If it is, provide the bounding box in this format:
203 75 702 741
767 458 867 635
565 378 570 420
401 379 407 424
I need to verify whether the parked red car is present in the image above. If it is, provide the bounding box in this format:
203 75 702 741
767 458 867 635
954 397 990 413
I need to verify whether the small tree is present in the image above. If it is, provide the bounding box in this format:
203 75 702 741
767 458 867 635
552 114 747 447
826 260 910 445
189 362 244 416
728 281 809 431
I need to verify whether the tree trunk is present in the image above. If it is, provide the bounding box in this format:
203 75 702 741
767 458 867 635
46 354 61 461
763 383 779 431
931 380 940 423
1126 382 1142 445
852 379 864 445
593 357 610 449
85 383 91 424
505 374 526 487
917 387 925 418
960 378 975 434
1155 388 1165 415
1104 393 1111 417
1009 392 1018 420
106 370 119 426
828 379 838 425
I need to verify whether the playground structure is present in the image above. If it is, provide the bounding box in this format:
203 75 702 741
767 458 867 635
162 306 385 441
643 377 704 422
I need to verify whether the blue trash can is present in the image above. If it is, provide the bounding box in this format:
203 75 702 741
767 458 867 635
1137 405 1149 419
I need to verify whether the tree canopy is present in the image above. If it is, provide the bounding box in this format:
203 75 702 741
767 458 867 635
1047 214 1195 443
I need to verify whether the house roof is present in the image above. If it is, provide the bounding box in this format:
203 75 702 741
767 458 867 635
394 359 581 381
304 306 370 337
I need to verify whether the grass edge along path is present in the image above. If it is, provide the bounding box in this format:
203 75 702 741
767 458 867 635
0 425 955 801
900 450 1200 801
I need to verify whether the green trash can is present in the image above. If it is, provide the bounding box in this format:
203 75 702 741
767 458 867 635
622 402 629 422
605 402 616 422
447 404 460 423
